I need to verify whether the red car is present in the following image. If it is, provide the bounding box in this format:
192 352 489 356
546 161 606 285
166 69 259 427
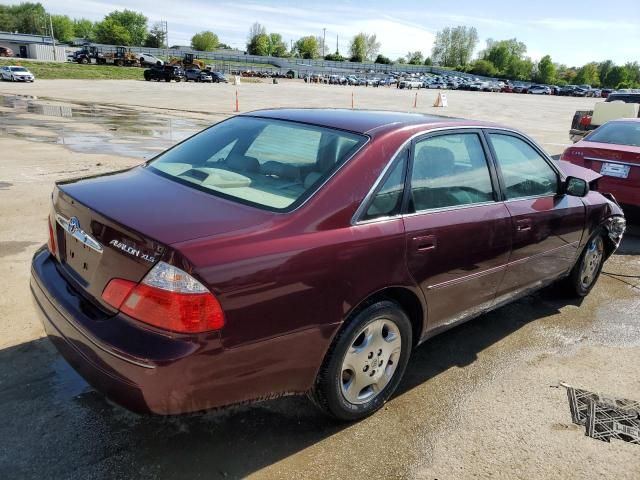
561 118 640 209
31 110 626 420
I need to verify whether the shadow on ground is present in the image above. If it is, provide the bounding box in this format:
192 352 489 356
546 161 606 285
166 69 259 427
0 278 590 480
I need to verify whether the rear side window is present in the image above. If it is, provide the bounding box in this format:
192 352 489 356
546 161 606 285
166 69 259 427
363 148 408 221
488 133 558 199
410 133 495 211
149 117 365 211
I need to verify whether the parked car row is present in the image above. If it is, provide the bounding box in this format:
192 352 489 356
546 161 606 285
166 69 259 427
143 65 228 83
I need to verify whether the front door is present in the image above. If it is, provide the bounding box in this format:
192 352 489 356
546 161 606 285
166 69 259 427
403 130 512 332
485 131 585 301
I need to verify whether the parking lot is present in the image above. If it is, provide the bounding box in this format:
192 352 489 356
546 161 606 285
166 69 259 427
0 79 638 479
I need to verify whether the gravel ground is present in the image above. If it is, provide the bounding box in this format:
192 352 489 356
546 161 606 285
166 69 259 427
0 80 638 479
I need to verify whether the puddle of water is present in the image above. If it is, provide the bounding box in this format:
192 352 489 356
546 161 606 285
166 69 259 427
0 95 208 159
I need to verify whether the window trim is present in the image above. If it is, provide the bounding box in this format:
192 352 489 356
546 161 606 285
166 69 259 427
482 129 564 202
351 125 555 225
406 128 501 215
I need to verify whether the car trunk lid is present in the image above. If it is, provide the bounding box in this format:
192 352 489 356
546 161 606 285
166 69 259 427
52 166 275 310
561 141 640 183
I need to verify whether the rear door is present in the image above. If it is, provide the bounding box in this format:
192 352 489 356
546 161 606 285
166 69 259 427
485 130 585 301
403 130 512 331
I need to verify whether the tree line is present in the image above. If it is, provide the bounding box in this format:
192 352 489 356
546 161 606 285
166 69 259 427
1 2 638 88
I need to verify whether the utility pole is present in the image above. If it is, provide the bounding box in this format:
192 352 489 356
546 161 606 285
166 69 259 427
336 34 339 54
322 28 326 57
48 14 57 61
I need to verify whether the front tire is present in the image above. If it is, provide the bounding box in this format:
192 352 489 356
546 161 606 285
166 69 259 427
566 231 606 297
309 301 412 421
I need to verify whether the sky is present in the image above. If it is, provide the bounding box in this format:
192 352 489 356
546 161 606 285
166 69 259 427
16 1 640 66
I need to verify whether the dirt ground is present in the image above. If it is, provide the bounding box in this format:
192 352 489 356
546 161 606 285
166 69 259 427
0 80 638 480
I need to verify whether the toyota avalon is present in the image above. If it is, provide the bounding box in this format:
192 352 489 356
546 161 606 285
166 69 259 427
31 109 626 420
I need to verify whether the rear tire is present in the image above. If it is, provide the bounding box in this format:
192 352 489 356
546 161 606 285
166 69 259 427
565 230 606 297
309 301 412 421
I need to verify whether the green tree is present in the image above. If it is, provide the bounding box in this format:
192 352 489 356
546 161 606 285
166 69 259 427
605 66 628 88
374 54 391 64
191 31 219 51
5 2 47 35
101 10 148 45
597 60 614 87
73 19 94 40
349 33 367 62
396 57 406 64
144 23 166 48
432 26 478 67
248 33 270 55
535 55 556 84
295 36 319 59
481 38 527 75
269 33 287 57
424 57 433 66
349 32 380 62
574 62 600 87
406 51 424 65
51 14 74 43
325 52 346 61
94 18 132 45
470 59 497 77
623 62 640 87
0 5 13 32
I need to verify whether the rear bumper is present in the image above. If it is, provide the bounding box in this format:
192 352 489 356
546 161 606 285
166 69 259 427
30 247 332 414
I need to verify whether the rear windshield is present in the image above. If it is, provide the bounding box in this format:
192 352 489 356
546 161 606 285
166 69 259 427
587 122 640 147
149 116 366 211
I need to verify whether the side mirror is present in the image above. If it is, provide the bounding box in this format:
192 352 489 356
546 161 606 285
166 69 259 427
564 176 589 197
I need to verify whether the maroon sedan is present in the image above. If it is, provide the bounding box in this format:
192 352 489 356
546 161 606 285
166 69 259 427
561 118 640 209
31 110 626 420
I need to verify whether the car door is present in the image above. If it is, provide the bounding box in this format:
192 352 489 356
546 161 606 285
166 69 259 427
485 130 585 302
403 130 512 332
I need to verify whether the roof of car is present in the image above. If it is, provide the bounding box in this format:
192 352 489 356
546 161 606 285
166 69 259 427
243 108 494 135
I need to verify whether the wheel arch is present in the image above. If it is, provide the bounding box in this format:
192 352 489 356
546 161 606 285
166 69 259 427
345 286 426 348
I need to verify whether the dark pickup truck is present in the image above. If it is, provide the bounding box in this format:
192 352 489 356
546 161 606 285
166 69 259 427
569 92 640 142
143 65 185 82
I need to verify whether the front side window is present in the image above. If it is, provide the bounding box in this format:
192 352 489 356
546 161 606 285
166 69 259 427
488 133 558 199
410 133 495 211
149 117 366 211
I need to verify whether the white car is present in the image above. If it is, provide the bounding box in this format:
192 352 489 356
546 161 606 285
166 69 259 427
138 53 164 66
1 65 35 82
528 85 551 95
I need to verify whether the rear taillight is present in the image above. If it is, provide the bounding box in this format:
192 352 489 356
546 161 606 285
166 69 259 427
47 215 56 255
102 262 224 333
579 115 592 127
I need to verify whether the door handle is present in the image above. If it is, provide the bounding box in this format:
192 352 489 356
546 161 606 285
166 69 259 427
412 235 437 252
516 219 532 232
